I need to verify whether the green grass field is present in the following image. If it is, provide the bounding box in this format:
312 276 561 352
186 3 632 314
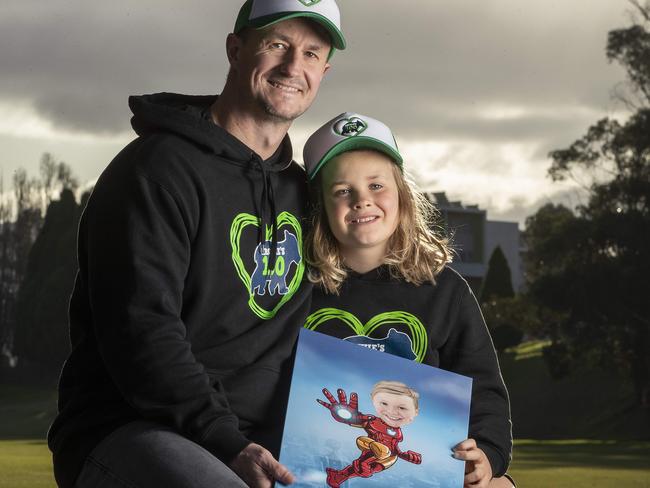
0 440 55 488
1 341 649 487
509 439 650 487
1 438 648 488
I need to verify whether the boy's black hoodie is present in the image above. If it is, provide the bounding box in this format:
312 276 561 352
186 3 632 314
308 266 513 477
48 93 312 487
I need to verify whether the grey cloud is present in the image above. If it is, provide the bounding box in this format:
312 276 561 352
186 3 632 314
1 0 235 133
488 186 589 226
0 0 632 146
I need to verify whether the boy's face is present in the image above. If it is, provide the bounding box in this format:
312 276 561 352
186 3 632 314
372 391 418 428
321 151 400 263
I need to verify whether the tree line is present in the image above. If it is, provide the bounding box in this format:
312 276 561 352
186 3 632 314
0 153 86 380
481 0 650 409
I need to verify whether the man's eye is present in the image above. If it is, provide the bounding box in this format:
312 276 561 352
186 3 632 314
270 42 286 49
305 51 318 59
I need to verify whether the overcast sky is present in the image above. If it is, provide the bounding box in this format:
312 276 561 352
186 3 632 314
0 0 635 225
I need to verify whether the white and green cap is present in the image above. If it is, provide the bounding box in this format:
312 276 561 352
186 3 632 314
303 112 403 180
234 0 346 51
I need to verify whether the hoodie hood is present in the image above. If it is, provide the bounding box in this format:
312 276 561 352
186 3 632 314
129 92 298 271
129 92 293 172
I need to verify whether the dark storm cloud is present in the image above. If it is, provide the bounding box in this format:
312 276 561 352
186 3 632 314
0 0 234 133
0 0 630 145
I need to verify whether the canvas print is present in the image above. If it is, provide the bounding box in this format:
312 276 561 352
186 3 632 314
278 328 473 488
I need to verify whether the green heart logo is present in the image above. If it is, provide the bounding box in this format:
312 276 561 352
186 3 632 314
304 308 428 363
230 211 305 320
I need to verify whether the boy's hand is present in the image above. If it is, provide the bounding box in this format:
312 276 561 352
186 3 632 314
452 438 492 488
230 443 295 488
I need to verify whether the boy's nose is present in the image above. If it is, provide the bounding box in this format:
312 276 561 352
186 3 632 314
353 198 371 209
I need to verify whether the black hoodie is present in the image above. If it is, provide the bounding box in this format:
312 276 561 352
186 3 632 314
307 266 512 477
48 93 312 487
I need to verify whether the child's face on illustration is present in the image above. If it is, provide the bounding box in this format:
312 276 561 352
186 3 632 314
372 391 419 428
320 150 400 259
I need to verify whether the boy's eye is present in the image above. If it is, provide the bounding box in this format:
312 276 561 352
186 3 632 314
334 188 350 196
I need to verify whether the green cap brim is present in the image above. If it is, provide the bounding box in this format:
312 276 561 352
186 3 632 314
240 12 346 51
309 137 403 180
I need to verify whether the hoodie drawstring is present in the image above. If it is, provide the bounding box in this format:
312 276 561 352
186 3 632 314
255 156 278 273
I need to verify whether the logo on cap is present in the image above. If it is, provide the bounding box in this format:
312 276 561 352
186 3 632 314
334 117 367 137
298 0 322 6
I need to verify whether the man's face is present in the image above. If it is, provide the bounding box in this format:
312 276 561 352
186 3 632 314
230 18 331 122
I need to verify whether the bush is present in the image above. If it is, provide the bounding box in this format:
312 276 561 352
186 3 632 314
491 324 524 353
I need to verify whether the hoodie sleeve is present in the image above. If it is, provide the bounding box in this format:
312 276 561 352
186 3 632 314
439 280 513 477
83 156 250 462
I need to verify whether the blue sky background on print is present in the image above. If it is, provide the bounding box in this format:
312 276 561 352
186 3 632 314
278 329 472 487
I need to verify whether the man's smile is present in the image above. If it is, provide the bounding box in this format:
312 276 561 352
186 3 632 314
268 79 303 93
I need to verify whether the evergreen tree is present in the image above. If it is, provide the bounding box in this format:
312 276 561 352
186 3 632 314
479 247 523 352
14 188 80 372
480 246 514 302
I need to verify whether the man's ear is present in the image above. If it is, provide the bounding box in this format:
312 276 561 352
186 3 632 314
226 33 243 66
322 62 331 75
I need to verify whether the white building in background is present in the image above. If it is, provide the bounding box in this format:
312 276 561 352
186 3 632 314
426 192 525 295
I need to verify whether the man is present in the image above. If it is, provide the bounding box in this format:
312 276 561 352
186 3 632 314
47 1 345 487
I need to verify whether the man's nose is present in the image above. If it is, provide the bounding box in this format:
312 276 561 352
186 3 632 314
279 49 302 77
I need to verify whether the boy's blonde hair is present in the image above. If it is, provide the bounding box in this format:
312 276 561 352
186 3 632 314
305 153 452 294
371 380 420 411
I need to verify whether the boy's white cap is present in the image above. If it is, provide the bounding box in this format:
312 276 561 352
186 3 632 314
234 0 346 51
303 112 403 180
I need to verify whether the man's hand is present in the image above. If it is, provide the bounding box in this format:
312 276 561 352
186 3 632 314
317 387 361 424
229 443 295 488
452 438 493 488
